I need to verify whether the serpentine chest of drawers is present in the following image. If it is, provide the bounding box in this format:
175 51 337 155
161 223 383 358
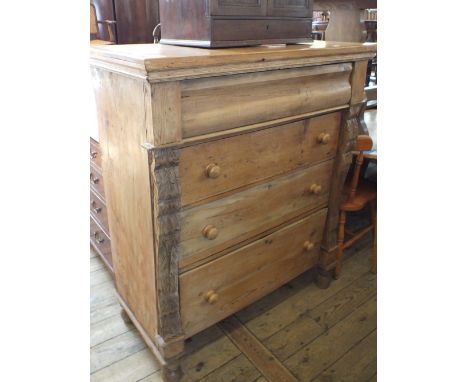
90 41 376 381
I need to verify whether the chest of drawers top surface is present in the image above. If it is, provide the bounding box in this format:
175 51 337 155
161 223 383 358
90 41 376 81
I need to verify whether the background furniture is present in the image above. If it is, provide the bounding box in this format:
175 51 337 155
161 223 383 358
314 0 376 42
336 135 377 278
158 0 314 47
91 41 376 381
312 10 330 40
90 3 116 44
90 138 113 273
91 0 159 44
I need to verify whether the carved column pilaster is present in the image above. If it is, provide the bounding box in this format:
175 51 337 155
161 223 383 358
149 147 185 376
319 102 364 274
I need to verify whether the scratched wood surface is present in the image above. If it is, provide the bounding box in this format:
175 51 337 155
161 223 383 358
90 211 376 381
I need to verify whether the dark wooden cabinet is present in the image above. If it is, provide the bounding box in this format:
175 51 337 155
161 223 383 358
92 0 159 44
211 0 268 16
268 0 313 17
159 0 314 47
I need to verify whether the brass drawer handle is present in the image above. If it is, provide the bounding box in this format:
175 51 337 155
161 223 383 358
90 173 100 184
317 133 331 144
91 200 102 214
205 163 221 179
93 231 105 244
202 225 218 240
205 290 219 304
309 184 322 195
303 241 315 252
90 151 98 159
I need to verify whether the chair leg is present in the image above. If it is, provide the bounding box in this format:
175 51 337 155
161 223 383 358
369 200 377 274
334 210 347 279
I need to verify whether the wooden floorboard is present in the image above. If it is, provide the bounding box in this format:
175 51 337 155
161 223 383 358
263 271 376 362
91 267 114 287
197 354 260 382
284 295 377 381
137 372 164 381
180 325 240 381
312 330 377 382
91 348 160 382
90 329 147 374
91 312 133 347
237 245 373 341
90 220 376 382
219 316 297 382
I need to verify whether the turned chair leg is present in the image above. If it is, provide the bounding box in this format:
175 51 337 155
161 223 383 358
335 210 347 279
369 200 377 274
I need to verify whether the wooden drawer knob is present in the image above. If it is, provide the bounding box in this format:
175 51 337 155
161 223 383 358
90 151 98 159
317 133 331 144
303 241 315 251
91 200 102 214
309 184 322 195
90 173 100 184
205 290 219 304
202 225 218 240
205 163 221 179
93 231 105 244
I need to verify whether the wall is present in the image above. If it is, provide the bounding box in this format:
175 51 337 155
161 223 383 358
315 0 377 42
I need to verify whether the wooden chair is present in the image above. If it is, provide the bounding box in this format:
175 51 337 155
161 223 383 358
90 3 116 45
335 135 377 278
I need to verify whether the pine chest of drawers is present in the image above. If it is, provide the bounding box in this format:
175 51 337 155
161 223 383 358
90 41 376 381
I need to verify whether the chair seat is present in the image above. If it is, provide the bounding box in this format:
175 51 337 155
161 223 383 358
341 180 377 212
91 39 114 46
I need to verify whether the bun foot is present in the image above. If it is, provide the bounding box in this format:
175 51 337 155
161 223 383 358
316 268 332 289
162 362 182 382
120 307 132 325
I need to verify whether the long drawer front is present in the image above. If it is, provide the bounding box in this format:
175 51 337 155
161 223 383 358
211 18 311 42
180 208 328 337
90 164 105 199
90 189 109 235
90 216 113 271
179 159 334 269
90 137 102 170
180 63 352 137
179 112 341 206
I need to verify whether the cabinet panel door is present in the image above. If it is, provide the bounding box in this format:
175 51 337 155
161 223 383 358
267 0 313 17
211 0 268 16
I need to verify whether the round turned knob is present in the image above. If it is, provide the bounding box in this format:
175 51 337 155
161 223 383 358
303 241 315 252
90 173 100 184
202 225 218 240
205 164 221 179
93 231 105 244
317 133 331 144
205 290 219 304
309 184 322 195
91 201 102 214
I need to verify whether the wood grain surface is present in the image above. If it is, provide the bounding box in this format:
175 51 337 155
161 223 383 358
180 209 327 337
179 112 341 206
92 68 158 338
181 64 351 137
179 160 334 268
